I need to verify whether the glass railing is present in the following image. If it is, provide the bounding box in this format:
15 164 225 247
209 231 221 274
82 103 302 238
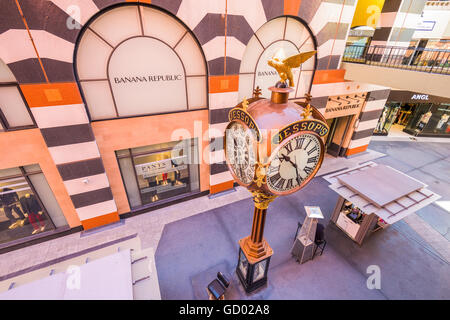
343 44 450 75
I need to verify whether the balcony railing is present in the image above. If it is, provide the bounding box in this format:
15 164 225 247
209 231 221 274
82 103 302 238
343 44 450 75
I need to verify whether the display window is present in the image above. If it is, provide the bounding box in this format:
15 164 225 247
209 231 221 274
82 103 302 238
0 60 36 131
373 103 401 135
405 103 450 136
0 165 67 247
116 138 200 209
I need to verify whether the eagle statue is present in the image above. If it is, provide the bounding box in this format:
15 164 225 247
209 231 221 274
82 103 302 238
267 50 316 87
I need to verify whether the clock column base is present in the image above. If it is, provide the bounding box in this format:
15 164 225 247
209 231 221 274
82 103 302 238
236 238 273 294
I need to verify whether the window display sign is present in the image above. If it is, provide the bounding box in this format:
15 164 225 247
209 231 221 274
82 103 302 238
255 41 300 99
116 139 200 208
135 156 188 178
108 37 187 117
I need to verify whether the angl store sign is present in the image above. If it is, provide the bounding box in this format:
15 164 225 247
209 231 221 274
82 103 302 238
108 37 187 117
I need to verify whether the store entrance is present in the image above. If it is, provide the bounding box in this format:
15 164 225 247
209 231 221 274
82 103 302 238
325 115 352 157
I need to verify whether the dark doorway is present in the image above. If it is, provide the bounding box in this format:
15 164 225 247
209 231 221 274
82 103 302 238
325 116 352 157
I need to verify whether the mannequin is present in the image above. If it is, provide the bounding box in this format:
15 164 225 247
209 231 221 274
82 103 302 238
417 111 432 130
376 109 388 132
0 187 26 230
19 193 45 235
436 113 449 131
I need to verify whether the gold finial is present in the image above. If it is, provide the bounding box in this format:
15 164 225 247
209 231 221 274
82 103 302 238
241 97 249 112
301 104 312 119
253 162 268 188
253 86 262 98
268 51 316 87
305 93 312 103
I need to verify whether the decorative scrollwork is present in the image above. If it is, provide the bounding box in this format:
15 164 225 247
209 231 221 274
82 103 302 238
253 161 269 188
251 190 277 210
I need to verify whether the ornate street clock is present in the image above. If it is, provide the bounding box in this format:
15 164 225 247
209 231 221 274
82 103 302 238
224 50 329 293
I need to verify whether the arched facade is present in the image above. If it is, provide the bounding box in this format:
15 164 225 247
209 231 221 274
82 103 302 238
0 0 391 241
238 16 317 100
74 3 208 120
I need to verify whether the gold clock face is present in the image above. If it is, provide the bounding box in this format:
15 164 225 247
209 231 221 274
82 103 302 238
266 133 323 194
225 121 257 185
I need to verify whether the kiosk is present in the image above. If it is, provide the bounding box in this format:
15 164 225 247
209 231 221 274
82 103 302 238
324 162 440 246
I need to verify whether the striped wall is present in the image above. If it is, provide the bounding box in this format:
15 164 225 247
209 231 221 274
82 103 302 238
21 83 119 230
0 0 360 84
0 0 390 206
373 0 427 48
348 88 391 154
310 81 391 156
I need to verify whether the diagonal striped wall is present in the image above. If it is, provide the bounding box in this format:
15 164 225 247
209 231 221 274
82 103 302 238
0 0 386 199
311 81 391 156
21 83 119 230
372 0 427 48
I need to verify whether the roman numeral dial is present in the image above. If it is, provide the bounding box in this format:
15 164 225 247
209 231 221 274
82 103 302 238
266 133 322 194
225 121 257 185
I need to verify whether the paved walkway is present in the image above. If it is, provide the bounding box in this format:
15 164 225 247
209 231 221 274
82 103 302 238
155 177 449 300
403 214 450 262
0 140 448 300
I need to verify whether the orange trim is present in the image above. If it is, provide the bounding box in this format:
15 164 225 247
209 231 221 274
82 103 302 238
14 0 49 83
209 75 239 93
129 0 151 3
81 211 120 230
284 0 302 15
346 144 368 156
20 82 83 108
210 180 234 194
312 69 346 84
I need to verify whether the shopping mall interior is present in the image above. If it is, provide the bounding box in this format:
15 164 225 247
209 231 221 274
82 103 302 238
0 0 448 303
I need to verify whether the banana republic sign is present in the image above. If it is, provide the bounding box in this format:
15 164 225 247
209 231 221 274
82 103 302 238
324 94 366 119
113 74 182 84
108 37 187 115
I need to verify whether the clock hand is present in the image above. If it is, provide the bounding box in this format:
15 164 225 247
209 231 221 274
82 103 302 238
293 155 302 186
281 153 297 169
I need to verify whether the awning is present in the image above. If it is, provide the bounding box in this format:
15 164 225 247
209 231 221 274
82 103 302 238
324 162 441 225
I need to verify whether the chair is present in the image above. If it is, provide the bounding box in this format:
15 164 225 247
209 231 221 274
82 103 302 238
312 223 327 259
207 272 230 300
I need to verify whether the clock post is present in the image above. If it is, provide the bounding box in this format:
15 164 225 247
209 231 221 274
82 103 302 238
224 50 329 294
236 191 276 293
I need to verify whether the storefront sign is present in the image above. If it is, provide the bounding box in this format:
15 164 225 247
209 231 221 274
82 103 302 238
324 95 365 119
416 20 436 32
108 37 187 116
411 94 429 101
135 156 187 178
388 90 450 104
273 119 329 144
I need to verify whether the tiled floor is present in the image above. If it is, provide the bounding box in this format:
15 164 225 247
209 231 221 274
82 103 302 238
404 214 450 262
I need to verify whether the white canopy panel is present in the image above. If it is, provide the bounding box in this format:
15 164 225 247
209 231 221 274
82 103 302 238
325 162 441 225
